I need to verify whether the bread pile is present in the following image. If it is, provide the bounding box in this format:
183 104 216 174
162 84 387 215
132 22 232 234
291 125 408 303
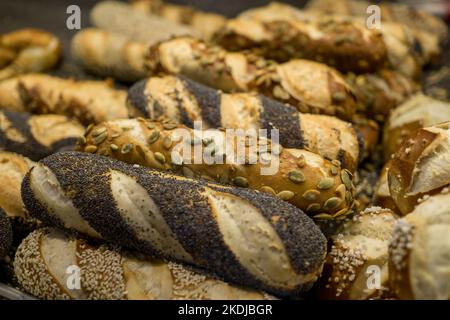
0 0 448 300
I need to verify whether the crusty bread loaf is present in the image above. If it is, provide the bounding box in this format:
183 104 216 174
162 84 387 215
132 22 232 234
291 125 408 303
0 110 84 161
145 37 356 120
0 74 128 125
130 0 227 39
15 228 274 300
373 162 398 213
21 151 327 295
71 28 148 82
316 207 397 299
91 1 199 42
0 208 12 258
79 118 357 219
0 151 35 220
127 75 362 171
214 8 387 74
388 122 450 215
383 94 450 160
389 190 450 299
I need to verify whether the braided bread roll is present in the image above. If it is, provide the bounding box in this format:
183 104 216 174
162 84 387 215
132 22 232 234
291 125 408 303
127 75 362 171
316 207 397 299
146 37 356 120
79 118 357 219
0 208 12 259
21 151 327 295
389 122 450 215
0 110 84 161
71 28 148 82
383 94 450 161
389 191 450 299
0 74 128 125
214 7 387 74
130 0 227 39
15 228 274 300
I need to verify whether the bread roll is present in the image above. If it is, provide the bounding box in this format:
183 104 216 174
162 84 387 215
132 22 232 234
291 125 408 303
146 37 356 120
0 74 128 125
71 28 148 82
0 208 12 259
383 94 450 160
389 190 450 299
21 151 327 296
317 207 397 299
373 162 398 213
389 122 450 215
0 110 84 160
80 118 357 219
14 228 274 300
127 75 362 171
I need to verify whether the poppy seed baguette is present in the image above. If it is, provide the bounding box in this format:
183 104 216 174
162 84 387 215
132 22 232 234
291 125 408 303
127 75 362 171
0 110 84 161
145 37 356 120
79 118 357 219
0 207 13 258
21 151 327 296
0 74 128 125
15 228 274 300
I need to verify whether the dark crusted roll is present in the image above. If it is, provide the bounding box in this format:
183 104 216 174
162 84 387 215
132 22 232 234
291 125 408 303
0 207 13 258
127 75 361 171
0 110 84 161
21 151 327 296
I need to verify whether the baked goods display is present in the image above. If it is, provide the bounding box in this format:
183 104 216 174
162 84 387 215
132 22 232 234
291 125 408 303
0 0 449 301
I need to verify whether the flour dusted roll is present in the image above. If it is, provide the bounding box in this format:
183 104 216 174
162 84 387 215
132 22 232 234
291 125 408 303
316 207 397 299
21 151 327 295
127 75 362 171
145 37 356 120
389 190 450 299
383 94 450 160
0 208 12 259
80 118 357 219
71 28 148 82
0 110 84 161
15 228 274 300
0 74 128 125
388 122 450 215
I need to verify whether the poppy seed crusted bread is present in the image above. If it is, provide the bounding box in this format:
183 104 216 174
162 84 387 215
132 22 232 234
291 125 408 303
0 207 12 258
21 151 327 296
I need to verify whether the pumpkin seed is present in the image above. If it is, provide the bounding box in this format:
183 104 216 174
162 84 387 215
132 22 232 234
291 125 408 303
147 122 156 129
163 123 178 130
333 208 349 218
121 144 133 154
323 197 342 210
277 190 295 200
84 145 97 153
110 144 119 151
313 213 334 220
317 177 334 190
288 170 305 183
297 155 306 168
92 132 107 145
233 176 249 188
331 159 341 167
330 166 339 176
345 191 353 203
92 127 107 137
306 203 321 212
154 152 166 164
148 131 160 144
85 123 94 134
162 136 172 149
341 170 352 190
260 186 276 195
78 136 86 145
335 184 346 199
302 190 320 201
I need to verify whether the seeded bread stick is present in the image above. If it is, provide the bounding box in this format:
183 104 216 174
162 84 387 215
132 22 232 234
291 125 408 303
79 118 357 219
127 75 362 171
71 28 149 82
21 151 327 296
0 110 84 161
15 228 274 300
389 191 450 300
0 208 12 259
146 37 356 120
316 207 397 299
0 74 128 126
130 0 227 40
214 12 388 74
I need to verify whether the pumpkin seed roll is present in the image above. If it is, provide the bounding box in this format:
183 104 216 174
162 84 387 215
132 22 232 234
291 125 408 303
127 75 362 171
21 151 327 296
145 37 357 121
78 118 357 219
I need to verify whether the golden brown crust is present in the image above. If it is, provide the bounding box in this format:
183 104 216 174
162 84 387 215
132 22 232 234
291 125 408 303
145 37 356 120
0 74 128 125
79 118 357 219
373 162 398 213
